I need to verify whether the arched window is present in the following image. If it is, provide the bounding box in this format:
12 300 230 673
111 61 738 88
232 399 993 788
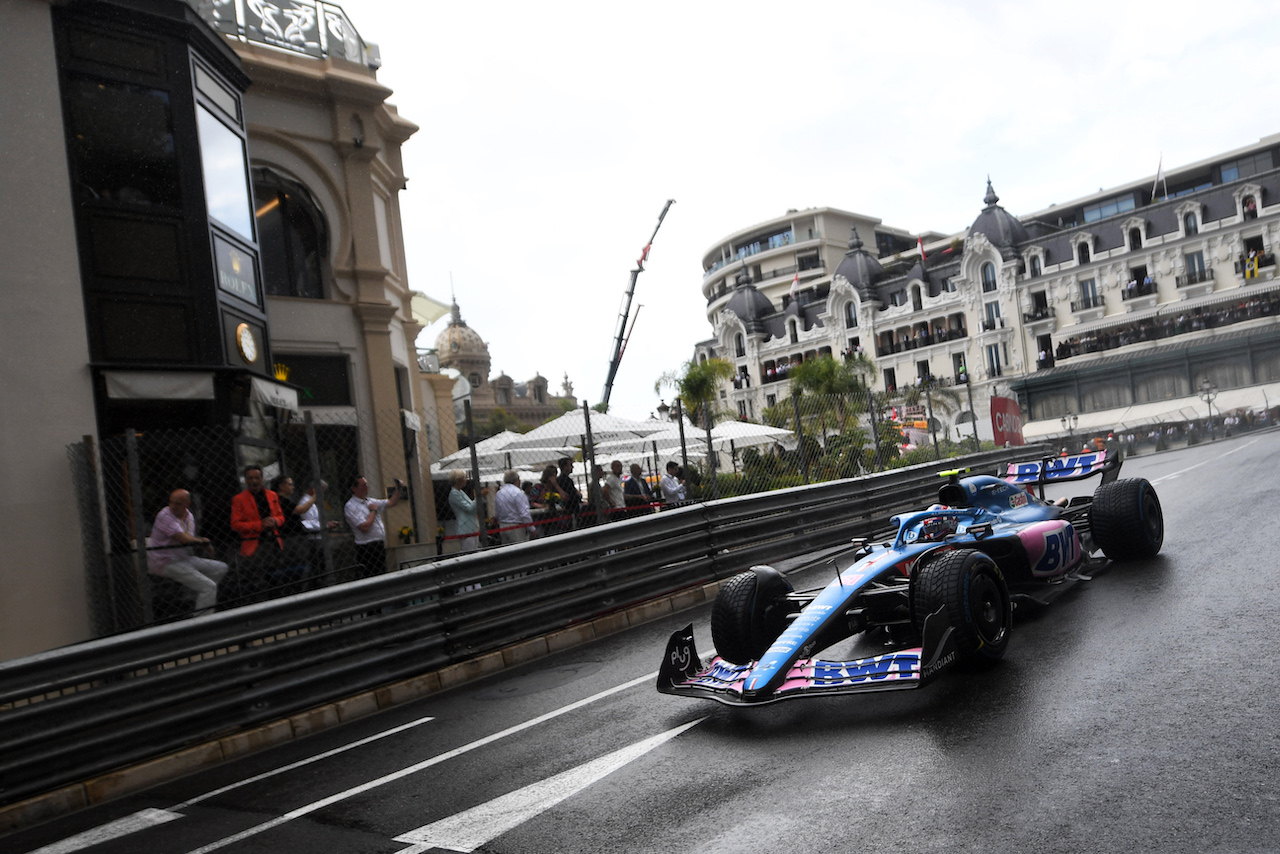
844 302 857 328
253 167 328 299
788 320 799 344
1184 212 1198 235
734 333 745 357
981 262 997 292
1077 242 1091 265
1029 256 1042 277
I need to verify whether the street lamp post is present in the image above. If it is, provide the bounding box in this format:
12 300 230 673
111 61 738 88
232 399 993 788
1199 378 1219 440
1059 412 1078 452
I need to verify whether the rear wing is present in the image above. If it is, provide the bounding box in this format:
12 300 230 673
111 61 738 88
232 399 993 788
1002 449 1122 500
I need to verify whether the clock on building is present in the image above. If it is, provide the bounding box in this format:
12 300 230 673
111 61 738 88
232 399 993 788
235 322 257 363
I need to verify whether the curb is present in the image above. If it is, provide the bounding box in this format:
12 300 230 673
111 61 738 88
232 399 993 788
0 577 725 837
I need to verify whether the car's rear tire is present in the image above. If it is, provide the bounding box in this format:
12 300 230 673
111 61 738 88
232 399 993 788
710 566 793 665
1090 478 1164 560
912 549 1012 665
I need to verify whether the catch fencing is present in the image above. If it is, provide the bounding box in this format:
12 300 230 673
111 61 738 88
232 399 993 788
66 396 1005 640
7 445 1046 808
66 408 437 637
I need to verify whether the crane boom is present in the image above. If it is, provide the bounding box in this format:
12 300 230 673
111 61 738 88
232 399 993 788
600 199 674 408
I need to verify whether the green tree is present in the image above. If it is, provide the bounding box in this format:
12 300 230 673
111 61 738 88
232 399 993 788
788 354 871 434
654 358 735 429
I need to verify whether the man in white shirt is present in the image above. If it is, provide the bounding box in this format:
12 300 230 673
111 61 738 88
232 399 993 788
494 469 534 543
603 460 626 517
660 461 686 504
344 474 402 578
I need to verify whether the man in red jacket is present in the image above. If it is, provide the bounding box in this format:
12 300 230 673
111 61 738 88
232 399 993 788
229 465 285 603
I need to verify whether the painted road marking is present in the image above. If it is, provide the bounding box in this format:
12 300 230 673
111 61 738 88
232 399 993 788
1148 437 1257 486
26 715 436 854
23 809 184 854
181 670 661 854
392 718 705 853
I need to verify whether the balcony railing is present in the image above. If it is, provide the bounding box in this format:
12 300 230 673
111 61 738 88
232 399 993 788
190 0 370 65
1023 308 1053 322
704 231 824 277
1070 295 1103 312
1235 253 1276 276
1121 280 1159 300
980 316 1006 331
1176 268 1214 287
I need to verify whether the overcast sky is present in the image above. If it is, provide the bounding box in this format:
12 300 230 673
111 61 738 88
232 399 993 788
333 0 1280 421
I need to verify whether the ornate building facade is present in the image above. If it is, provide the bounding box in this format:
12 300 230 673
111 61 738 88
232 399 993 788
435 301 578 431
697 136 1280 440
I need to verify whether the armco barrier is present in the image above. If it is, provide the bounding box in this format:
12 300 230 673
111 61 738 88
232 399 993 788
0 445 1047 809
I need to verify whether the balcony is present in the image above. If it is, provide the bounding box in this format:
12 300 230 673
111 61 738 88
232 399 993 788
1023 307 1055 333
1121 279 1159 312
1176 267 1215 299
979 316 1006 332
1235 253 1277 281
704 231 824 278
191 0 370 65
1070 294 1105 322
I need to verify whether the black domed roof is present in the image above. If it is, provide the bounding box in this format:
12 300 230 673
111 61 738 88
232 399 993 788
724 279 776 334
969 178 1028 254
832 226 884 298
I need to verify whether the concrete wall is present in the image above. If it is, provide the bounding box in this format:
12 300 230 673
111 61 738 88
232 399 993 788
0 0 97 660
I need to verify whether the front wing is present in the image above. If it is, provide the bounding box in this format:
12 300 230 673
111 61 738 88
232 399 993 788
657 607 959 706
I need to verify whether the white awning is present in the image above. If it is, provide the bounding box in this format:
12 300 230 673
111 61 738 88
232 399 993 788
104 371 215 400
250 376 298 411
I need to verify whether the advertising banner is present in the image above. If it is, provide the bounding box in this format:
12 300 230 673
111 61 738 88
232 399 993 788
990 395 1025 446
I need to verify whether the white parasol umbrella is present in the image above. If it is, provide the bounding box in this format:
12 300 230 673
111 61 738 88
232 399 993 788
502 409 667 451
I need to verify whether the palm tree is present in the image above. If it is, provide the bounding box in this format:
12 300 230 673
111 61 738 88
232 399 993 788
788 354 870 434
655 358 736 499
654 358 735 429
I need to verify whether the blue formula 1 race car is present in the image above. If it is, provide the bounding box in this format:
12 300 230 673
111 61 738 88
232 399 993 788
657 449 1163 706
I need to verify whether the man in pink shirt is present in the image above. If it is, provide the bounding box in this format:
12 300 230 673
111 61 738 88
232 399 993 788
149 488 227 615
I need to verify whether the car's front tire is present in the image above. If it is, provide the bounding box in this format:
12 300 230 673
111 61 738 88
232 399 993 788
912 549 1012 665
710 566 793 665
1090 478 1164 560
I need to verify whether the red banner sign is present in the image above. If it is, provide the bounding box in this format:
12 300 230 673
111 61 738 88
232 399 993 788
990 395 1025 446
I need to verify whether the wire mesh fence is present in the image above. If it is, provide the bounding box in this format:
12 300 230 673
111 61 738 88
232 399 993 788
67 406 436 636
85 388 1266 636
66 394 1009 637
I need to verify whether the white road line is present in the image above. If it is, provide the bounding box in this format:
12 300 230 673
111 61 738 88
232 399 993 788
1147 437 1258 486
26 715 436 854
393 717 706 854
181 670 661 854
24 809 184 854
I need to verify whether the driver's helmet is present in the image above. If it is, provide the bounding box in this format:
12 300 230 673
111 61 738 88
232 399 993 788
918 511 959 542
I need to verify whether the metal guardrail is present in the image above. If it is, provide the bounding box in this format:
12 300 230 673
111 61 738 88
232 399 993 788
0 445 1046 807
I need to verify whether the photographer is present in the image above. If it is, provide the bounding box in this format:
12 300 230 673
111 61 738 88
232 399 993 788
343 474 403 579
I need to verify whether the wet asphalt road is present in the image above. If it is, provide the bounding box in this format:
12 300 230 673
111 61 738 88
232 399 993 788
7 432 1280 854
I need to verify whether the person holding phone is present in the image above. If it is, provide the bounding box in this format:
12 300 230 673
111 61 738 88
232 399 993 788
344 474 402 578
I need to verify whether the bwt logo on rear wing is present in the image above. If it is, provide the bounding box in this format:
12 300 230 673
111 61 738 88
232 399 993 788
1004 449 1121 486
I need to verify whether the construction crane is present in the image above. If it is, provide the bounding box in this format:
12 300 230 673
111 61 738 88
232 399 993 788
600 199 675 409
